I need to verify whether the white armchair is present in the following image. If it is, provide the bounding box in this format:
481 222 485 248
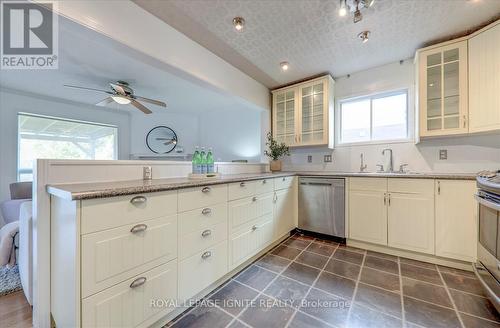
18 201 32 305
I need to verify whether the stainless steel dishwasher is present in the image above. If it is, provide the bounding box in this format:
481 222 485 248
298 177 345 239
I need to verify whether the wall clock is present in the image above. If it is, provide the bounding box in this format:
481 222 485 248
146 126 178 154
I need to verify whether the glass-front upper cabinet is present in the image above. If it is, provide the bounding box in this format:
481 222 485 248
418 40 468 137
272 76 334 148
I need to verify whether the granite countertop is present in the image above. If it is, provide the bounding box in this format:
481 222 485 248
47 171 477 200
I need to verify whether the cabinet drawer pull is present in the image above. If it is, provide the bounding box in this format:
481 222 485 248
129 277 147 288
240 182 246 187
388 193 391 206
201 229 212 237
130 224 148 233
282 177 286 181
262 180 267 184
201 187 211 193
252 196 257 202
130 196 147 205
437 181 441 195
201 251 212 259
252 225 258 231
201 207 212 215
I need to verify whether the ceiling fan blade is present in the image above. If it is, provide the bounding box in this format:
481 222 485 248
110 83 126 95
133 95 166 107
131 99 152 114
95 97 115 107
64 84 111 94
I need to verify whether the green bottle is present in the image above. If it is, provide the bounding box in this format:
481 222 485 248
200 147 207 174
192 146 201 174
206 148 214 173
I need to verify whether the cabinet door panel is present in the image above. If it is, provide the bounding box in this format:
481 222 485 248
349 190 387 245
273 88 297 146
388 192 434 254
274 188 295 238
469 23 500 133
435 180 477 261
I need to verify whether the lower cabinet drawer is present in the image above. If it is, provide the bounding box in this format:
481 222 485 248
229 193 273 231
81 215 177 298
178 203 227 236
82 261 177 328
274 176 294 190
178 240 228 301
229 215 274 270
179 220 227 260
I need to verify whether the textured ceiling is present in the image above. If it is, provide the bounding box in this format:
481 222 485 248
134 0 500 88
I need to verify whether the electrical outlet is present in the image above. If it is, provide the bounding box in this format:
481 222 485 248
324 155 332 163
439 149 448 160
307 155 312 163
143 166 152 180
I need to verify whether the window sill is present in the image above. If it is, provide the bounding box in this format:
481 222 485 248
335 138 415 148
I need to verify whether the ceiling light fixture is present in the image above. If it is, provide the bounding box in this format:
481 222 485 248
338 0 374 23
358 30 370 43
280 61 289 71
111 95 131 105
232 17 245 31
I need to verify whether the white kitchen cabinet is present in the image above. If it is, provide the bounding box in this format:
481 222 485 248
349 178 388 246
272 75 334 148
435 180 477 262
418 40 468 137
468 22 500 133
274 187 295 239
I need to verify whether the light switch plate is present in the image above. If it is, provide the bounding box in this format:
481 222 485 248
324 155 332 162
307 155 312 163
439 149 448 160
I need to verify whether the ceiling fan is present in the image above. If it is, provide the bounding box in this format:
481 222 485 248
63 81 166 114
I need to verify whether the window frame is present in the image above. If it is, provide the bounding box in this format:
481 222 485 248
17 113 119 181
337 89 411 147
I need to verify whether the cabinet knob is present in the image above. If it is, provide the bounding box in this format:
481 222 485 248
201 251 212 259
262 180 267 184
201 229 212 237
130 224 148 233
130 196 147 205
282 177 286 181
240 182 246 187
252 225 258 231
437 181 441 195
201 187 211 193
202 208 212 215
129 277 147 288
252 196 257 202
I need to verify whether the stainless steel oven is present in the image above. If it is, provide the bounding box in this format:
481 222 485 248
474 171 500 312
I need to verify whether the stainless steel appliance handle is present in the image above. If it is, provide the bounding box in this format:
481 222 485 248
303 182 333 186
473 262 500 311
475 194 500 211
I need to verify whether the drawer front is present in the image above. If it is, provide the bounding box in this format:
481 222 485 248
274 176 294 190
82 261 177 328
178 203 228 236
81 215 177 298
178 184 227 212
178 240 228 300
81 191 177 234
388 178 434 194
229 215 274 269
229 193 273 231
179 220 227 260
255 178 274 195
350 177 387 191
228 181 257 201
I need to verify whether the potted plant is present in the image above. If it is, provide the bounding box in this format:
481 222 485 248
264 132 290 172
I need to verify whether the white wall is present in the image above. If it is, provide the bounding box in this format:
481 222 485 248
0 89 131 224
129 111 199 156
284 60 500 173
199 108 263 162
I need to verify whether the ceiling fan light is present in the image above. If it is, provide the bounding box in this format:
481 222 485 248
339 0 347 16
111 95 131 105
358 30 370 43
353 8 362 23
364 0 375 7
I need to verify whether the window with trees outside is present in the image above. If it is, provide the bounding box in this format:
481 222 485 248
339 90 408 144
17 113 118 181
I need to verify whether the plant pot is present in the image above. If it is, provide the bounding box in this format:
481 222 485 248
270 160 282 172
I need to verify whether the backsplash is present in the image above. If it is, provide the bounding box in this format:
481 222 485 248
283 134 500 173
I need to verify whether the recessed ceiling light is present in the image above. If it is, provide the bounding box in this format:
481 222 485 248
232 17 245 31
280 61 289 71
358 30 370 43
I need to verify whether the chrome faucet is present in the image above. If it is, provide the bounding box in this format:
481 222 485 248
382 148 393 173
360 153 367 172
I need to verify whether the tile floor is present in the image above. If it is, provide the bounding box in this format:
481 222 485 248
168 233 500 328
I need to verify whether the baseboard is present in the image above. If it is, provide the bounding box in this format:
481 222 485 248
150 232 292 328
348 239 473 271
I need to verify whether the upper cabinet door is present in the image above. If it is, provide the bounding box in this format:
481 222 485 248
419 41 468 137
298 80 327 146
273 88 298 146
272 76 334 148
468 23 500 133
